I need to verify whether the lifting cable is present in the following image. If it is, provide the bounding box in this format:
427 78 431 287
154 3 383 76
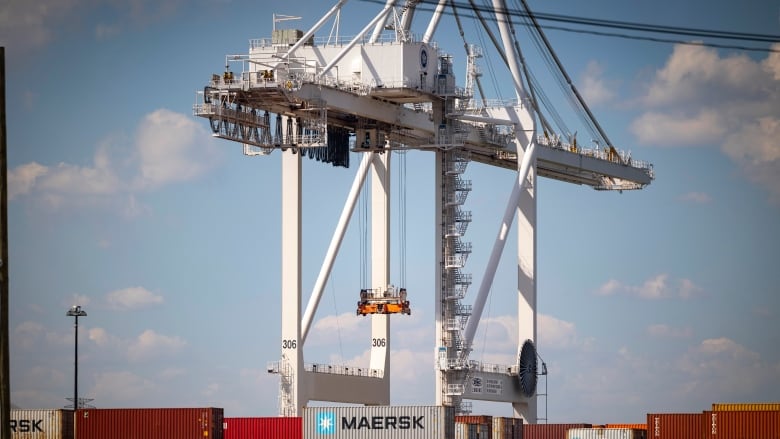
329 273 347 362
469 0 506 101
515 1 600 142
515 0 612 146
359 168 369 288
396 150 408 287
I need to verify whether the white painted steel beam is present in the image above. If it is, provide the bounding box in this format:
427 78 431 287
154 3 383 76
423 0 447 43
283 0 349 60
369 152 391 399
280 149 303 416
370 0 397 42
319 2 396 77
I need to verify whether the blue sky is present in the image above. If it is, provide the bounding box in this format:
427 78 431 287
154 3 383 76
3 0 779 423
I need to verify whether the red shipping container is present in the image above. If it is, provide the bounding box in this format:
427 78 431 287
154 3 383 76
75 407 223 439
646 413 702 439
705 410 780 438
223 417 302 439
524 423 592 439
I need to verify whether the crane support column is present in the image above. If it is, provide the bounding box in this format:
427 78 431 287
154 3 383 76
513 151 537 423
280 149 303 416
368 152 391 399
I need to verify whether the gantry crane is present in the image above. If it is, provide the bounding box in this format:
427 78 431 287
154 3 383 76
193 0 653 421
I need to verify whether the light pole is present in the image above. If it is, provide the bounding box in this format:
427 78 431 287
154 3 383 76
66 305 86 410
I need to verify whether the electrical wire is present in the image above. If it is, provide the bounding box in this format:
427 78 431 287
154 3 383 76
357 0 780 52
330 273 346 362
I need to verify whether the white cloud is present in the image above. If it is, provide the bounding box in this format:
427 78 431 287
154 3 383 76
105 286 164 310
88 327 120 348
722 116 780 203
641 43 769 108
8 162 47 199
10 109 221 212
390 349 435 391
13 321 45 350
135 109 221 189
596 274 703 299
580 61 616 106
309 312 371 346
676 337 780 399
646 324 693 338
127 329 187 361
631 43 780 200
597 279 623 296
0 0 185 58
538 313 577 350
631 109 725 146
678 191 712 204
0 0 79 55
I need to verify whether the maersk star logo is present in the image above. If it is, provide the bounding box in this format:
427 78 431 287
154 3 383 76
316 412 336 435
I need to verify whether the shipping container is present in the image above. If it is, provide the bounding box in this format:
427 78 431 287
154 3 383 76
524 423 592 439
646 413 702 439
705 409 780 438
457 415 494 425
492 416 523 439
303 405 455 439
567 428 646 439
75 407 223 439
711 402 780 411
10 409 73 439
455 422 492 439
605 424 647 430
223 417 301 439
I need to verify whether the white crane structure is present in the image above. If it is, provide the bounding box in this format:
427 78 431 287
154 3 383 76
193 0 654 422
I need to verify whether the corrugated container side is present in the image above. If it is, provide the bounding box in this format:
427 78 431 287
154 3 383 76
223 417 301 439
491 417 523 439
706 409 780 438
605 424 647 430
76 407 223 439
646 413 702 439
456 422 470 439
567 428 646 439
711 402 780 411
524 423 592 439
303 405 455 439
11 409 74 439
457 415 494 425
468 422 491 439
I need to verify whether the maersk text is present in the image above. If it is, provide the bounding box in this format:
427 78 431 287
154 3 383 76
341 415 425 430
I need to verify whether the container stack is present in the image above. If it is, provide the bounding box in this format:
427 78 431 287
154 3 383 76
455 415 493 439
648 403 780 438
524 423 592 439
493 416 524 439
646 413 703 439
75 407 224 439
9 401 778 439
706 402 780 438
10 409 74 439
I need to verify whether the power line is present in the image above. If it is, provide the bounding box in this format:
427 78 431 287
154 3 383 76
357 0 780 52
540 24 779 54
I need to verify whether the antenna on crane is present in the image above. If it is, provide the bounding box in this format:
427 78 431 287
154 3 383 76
273 13 302 31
